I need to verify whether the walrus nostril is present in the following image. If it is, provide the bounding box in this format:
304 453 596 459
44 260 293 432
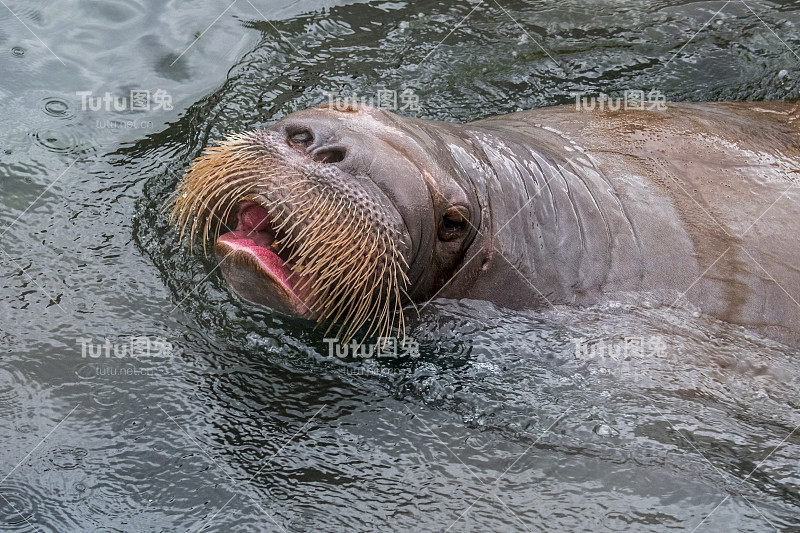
171 127 412 343
312 147 346 164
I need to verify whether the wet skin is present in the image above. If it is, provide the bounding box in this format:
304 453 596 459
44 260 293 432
207 101 800 346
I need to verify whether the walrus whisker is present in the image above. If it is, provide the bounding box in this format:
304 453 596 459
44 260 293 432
333 292 376 341
166 101 800 349
169 130 412 345
205 188 242 254
313 259 369 308
360 265 390 340
217 184 250 231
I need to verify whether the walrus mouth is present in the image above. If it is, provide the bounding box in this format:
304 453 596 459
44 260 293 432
168 131 412 342
214 199 313 318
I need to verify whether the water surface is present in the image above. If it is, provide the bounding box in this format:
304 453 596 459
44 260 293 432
1 1 799 531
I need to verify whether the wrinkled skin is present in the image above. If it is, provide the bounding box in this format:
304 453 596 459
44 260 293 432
210 101 800 346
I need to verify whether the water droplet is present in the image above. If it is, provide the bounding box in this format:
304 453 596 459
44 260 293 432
42 98 69 118
74 362 98 380
49 446 88 469
121 417 147 435
34 129 79 154
92 384 122 406
0 483 38 525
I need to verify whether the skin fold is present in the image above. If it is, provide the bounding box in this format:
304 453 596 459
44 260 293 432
176 101 800 346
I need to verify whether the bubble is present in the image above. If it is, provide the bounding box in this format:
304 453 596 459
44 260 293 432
10 47 24 57
593 423 617 437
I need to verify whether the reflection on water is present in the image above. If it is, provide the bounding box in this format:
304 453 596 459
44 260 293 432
0 0 799 531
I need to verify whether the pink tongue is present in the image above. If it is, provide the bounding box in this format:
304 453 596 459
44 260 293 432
215 202 313 317
238 204 271 232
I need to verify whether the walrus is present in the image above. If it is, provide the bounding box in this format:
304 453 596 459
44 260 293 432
170 101 800 346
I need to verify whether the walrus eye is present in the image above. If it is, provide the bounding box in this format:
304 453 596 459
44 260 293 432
439 205 470 241
287 128 314 150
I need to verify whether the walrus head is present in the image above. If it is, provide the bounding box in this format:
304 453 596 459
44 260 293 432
170 104 479 341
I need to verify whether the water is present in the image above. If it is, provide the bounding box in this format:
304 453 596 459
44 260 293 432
1 0 799 531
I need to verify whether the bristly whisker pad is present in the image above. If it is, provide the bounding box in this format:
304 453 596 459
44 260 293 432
167 130 412 343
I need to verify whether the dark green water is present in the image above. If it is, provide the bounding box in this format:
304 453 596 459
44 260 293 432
1 1 799 531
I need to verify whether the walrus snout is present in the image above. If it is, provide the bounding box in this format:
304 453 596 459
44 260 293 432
170 121 415 341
